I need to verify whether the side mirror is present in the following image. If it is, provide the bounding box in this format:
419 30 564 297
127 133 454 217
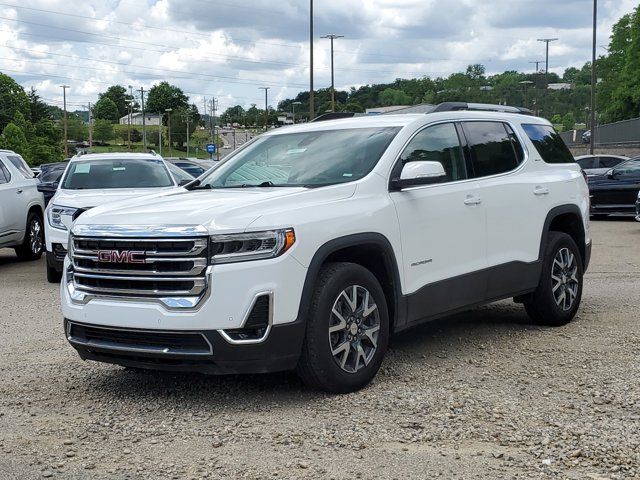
37 182 58 193
390 161 447 190
606 169 617 179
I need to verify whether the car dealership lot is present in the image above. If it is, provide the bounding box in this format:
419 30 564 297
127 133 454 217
0 220 639 479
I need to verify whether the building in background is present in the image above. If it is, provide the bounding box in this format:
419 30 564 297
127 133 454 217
118 113 162 126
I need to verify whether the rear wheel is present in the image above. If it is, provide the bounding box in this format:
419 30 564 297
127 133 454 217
296 263 389 393
15 212 44 261
524 232 583 326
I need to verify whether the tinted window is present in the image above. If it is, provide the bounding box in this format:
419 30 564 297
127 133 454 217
39 164 67 183
7 155 33 179
599 156 624 168
505 124 525 164
0 161 8 184
62 158 175 190
400 123 466 181
201 127 400 188
522 124 574 164
167 162 195 183
576 157 595 169
463 122 519 178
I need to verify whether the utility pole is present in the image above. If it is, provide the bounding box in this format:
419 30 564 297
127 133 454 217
87 102 93 148
128 85 133 149
183 114 192 157
590 0 598 155
165 108 172 157
158 116 162 156
60 85 69 156
139 87 147 152
537 38 559 87
292 101 302 124
210 98 219 161
529 60 544 73
259 87 270 131
233 128 236 150
321 34 344 112
309 0 314 120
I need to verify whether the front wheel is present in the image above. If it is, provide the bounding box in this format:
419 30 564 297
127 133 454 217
296 263 389 393
524 232 583 326
15 212 44 261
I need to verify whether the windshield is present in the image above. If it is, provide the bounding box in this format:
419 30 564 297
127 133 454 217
198 127 400 188
62 158 174 190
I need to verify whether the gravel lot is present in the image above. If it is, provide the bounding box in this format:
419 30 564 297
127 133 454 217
1 220 639 479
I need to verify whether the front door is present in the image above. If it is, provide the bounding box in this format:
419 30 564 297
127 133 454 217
390 122 487 323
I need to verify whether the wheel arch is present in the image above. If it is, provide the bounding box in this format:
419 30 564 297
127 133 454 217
540 205 587 269
297 233 406 333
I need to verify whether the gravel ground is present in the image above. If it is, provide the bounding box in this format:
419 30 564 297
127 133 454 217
1 219 639 479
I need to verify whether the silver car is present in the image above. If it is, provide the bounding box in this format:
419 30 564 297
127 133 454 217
575 154 628 176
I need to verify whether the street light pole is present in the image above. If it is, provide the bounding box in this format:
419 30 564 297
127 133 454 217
128 85 133 148
60 85 69 156
321 34 344 112
292 101 302 124
309 0 314 121
537 38 559 87
259 87 270 131
590 0 598 155
139 87 147 152
165 108 172 156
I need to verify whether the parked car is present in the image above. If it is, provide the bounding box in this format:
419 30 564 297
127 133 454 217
166 158 216 178
44 152 187 283
574 154 628 176
588 157 640 217
37 161 69 207
636 190 640 222
60 103 591 393
582 130 591 144
166 162 196 185
0 150 45 261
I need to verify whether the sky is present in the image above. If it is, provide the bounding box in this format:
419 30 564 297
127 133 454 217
0 0 637 116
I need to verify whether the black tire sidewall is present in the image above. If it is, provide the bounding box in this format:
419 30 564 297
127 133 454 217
16 212 44 260
305 263 389 393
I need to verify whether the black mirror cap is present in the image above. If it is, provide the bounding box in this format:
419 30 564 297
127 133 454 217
37 182 57 193
389 175 447 191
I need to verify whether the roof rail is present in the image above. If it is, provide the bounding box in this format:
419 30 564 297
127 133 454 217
311 112 357 122
431 102 533 115
149 149 157 156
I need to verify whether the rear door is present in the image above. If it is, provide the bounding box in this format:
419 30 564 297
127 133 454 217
460 121 541 298
0 160 13 245
607 160 640 206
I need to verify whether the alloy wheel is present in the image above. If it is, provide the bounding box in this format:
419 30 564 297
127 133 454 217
29 218 43 255
328 285 380 373
551 247 579 311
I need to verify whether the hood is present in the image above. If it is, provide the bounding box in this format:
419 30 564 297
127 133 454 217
51 187 177 210
75 184 357 233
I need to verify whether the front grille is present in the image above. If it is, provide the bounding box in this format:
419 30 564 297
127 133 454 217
68 322 212 355
70 235 208 298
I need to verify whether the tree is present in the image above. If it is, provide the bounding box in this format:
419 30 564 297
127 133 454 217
146 82 189 120
0 122 29 158
67 115 87 141
0 73 30 132
27 87 51 124
93 119 113 142
92 97 120 123
98 85 136 119
562 112 576 131
378 88 412 106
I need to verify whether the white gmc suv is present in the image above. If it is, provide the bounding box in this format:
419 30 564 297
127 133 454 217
61 103 591 393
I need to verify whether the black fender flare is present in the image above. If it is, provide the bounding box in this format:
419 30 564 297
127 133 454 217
296 233 406 331
539 204 587 267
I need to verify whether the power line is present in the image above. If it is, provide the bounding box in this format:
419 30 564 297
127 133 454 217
0 2 433 63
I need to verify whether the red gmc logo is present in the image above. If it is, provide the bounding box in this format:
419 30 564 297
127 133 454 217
97 250 146 264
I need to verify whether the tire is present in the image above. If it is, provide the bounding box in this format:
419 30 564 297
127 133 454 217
47 264 62 283
14 212 44 261
524 232 583 326
296 262 389 393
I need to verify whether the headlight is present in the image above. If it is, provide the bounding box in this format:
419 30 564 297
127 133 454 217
210 229 295 264
48 205 78 231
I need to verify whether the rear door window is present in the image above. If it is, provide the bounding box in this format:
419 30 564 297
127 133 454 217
521 124 575 164
576 157 595 169
461 122 521 178
599 156 624 168
7 155 33 179
0 160 10 183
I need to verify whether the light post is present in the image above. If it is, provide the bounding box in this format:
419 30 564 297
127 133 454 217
537 38 559 87
321 34 344 112
519 80 534 109
165 108 172 156
60 85 69 156
309 0 314 120
590 0 598 155
259 87 270 131
292 101 302 124
128 85 133 148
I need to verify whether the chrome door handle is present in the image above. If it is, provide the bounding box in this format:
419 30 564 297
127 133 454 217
16 189 23 194
534 186 549 196
464 196 482 206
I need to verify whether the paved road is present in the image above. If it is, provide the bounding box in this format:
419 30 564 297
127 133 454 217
0 220 638 479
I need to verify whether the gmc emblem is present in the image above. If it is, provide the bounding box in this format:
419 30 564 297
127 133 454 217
97 250 146 264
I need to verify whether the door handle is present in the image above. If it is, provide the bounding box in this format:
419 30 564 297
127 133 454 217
464 195 482 206
16 189 23 194
533 186 549 196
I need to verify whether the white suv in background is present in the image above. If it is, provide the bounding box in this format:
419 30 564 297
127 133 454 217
61 103 591 393
45 152 189 282
0 150 45 261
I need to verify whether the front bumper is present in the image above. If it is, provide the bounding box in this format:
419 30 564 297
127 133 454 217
65 318 305 374
46 244 67 273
